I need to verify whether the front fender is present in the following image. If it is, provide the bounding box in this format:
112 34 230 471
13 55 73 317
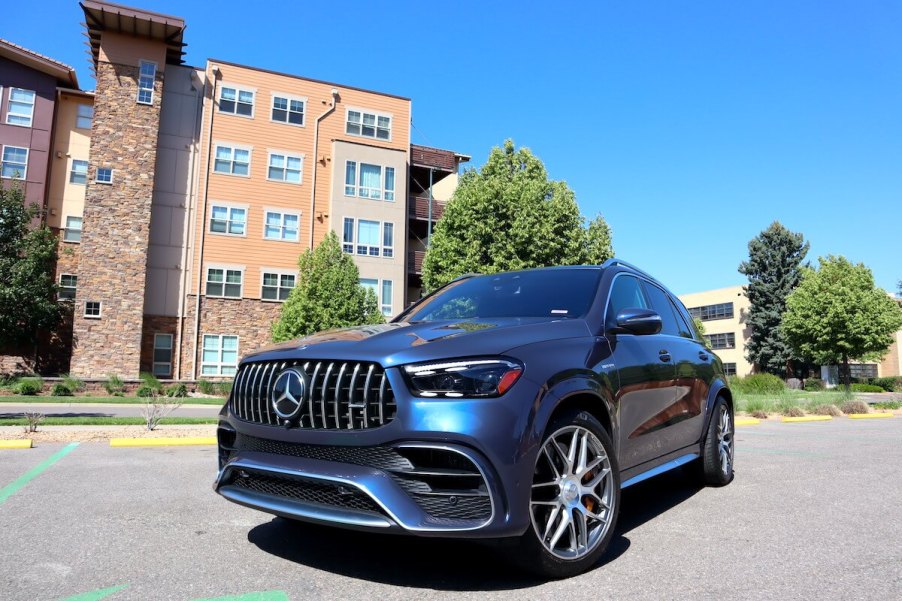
701 377 732 445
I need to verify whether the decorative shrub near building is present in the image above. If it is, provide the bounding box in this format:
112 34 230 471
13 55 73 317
51 382 73 396
850 383 884 393
840 400 870 414
14 377 43 396
729 373 786 395
803 379 825 392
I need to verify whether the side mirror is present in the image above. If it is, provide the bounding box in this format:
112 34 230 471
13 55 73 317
613 308 662 335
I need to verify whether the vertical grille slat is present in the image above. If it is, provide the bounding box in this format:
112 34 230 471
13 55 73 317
230 359 395 430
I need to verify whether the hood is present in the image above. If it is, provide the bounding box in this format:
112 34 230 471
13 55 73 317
242 317 591 367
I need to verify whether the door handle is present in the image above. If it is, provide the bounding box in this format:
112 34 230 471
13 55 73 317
698 351 709 361
659 350 671 363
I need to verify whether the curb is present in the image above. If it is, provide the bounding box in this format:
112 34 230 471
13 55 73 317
735 418 760 426
109 437 217 447
782 415 832 423
0 439 32 449
847 413 895 420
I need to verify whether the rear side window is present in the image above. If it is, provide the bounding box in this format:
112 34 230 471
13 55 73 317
605 275 648 329
642 283 682 337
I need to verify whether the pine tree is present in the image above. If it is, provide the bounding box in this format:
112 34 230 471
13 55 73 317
738 221 808 376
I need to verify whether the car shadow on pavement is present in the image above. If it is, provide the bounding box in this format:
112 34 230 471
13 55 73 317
247 468 703 590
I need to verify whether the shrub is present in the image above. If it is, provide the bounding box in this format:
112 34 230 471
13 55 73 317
51 382 73 396
783 406 805 417
135 385 156 398
216 380 233 397
803 379 825 392
741 396 770 415
165 383 188 398
873 401 902 410
196 380 217 395
141 396 184 431
729 373 786 395
871 377 902 392
14 377 43 396
840 400 870 415
812 404 842 416
139 372 163 392
850 383 886 393
61 374 85 393
22 411 45 433
750 410 769 419
104 374 125 395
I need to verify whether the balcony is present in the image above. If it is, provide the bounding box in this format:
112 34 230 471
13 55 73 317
408 195 445 221
408 250 425 275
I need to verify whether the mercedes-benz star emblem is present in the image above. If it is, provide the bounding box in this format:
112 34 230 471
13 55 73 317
271 367 309 421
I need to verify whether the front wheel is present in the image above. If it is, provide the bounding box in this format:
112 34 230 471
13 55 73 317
517 409 620 579
699 397 734 486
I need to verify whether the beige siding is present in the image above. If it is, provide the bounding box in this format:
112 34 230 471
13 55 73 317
47 92 93 230
678 285 753 376
98 32 166 67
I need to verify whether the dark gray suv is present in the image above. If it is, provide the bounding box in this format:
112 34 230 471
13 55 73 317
215 259 734 577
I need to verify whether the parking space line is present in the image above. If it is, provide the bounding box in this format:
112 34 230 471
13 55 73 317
59 584 128 601
192 592 289 601
0 442 80 506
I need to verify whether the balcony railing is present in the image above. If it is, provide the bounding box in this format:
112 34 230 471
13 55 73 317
408 250 426 275
408 196 445 221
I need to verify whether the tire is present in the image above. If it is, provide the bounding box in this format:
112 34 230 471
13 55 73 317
516 408 621 579
699 397 734 486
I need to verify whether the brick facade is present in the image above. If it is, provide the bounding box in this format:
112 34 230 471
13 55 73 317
69 59 164 378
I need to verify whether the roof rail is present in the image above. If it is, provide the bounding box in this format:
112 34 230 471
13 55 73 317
601 258 658 282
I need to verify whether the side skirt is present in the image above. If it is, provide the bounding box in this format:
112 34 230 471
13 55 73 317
620 447 700 489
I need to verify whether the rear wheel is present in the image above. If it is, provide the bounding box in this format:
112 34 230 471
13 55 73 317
700 397 734 486
518 409 620 578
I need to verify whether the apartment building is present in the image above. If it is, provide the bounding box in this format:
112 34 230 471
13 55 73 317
0 1 466 380
678 286 752 377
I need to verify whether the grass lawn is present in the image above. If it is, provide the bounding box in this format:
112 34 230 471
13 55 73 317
0 416 218 426
0 395 225 405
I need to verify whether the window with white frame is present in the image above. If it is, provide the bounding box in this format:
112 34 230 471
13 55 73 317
261 271 296 301
272 95 304 125
64 216 82 243
344 161 395 200
206 267 243 298
214 145 250 176
95 167 113 184
267 152 302 183
1 146 28 179
84 301 101 318
209 205 246 235
360 278 393 316
153 334 173 377
264 210 299 241
342 218 393 257
219 86 254 117
346 109 391 140
137 61 156 104
6 88 36 126
201 334 239 376
59 274 77 300
76 104 93 129
69 160 88 185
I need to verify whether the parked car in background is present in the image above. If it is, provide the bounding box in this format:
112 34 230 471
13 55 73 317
215 259 734 577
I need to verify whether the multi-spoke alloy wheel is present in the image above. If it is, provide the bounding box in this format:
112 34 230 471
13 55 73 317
700 397 734 486
530 425 615 560
717 406 733 476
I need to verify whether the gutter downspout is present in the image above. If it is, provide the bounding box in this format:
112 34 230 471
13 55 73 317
308 89 339 248
191 65 220 381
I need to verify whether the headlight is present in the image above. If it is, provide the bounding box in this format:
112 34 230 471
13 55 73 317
403 358 524 398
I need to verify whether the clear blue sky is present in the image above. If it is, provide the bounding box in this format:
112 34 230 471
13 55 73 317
6 1 900 295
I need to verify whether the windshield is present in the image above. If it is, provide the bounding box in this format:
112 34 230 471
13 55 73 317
400 269 603 322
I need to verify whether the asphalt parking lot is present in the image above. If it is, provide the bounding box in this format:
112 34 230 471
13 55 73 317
1 418 900 601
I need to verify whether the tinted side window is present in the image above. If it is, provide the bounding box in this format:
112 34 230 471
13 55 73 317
672 297 703 340
643 283 682 337
605 275 648 329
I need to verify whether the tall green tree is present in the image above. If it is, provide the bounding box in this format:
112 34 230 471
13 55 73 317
422 140 614 291
738 221 809 376
782 256 902 388
0 184 60 349
272 231 383 341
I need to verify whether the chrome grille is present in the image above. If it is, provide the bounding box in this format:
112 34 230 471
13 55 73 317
230 360 396 429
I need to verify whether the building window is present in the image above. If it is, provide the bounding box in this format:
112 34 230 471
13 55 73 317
382 222 394 258
848 364 878 379
64 216 82 243
262 271 296 301
201 334 239 376
342 218 393 257
214 145 250 176
76 104 93 129
84 301 101 318
6 88 36 127
342 217 354 253
688 302 734 321
218 86 254 117
137 61 156 104
272 95 304 125
344 161 395 200
1 146 28 179
346 109 391 140
381 280 393 316
96 167 113 184
705 332 736 350
59 274 77 301
209 205 246 235
723 362 737 377
360 278 393 316
206 267 243 298
69 160 88 185
153 334 173 378
267 152 303 183
264 210 299 241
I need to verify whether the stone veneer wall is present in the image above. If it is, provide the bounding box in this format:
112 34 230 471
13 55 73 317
69 60 164 378
140 315 179 377
180 296 282 379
